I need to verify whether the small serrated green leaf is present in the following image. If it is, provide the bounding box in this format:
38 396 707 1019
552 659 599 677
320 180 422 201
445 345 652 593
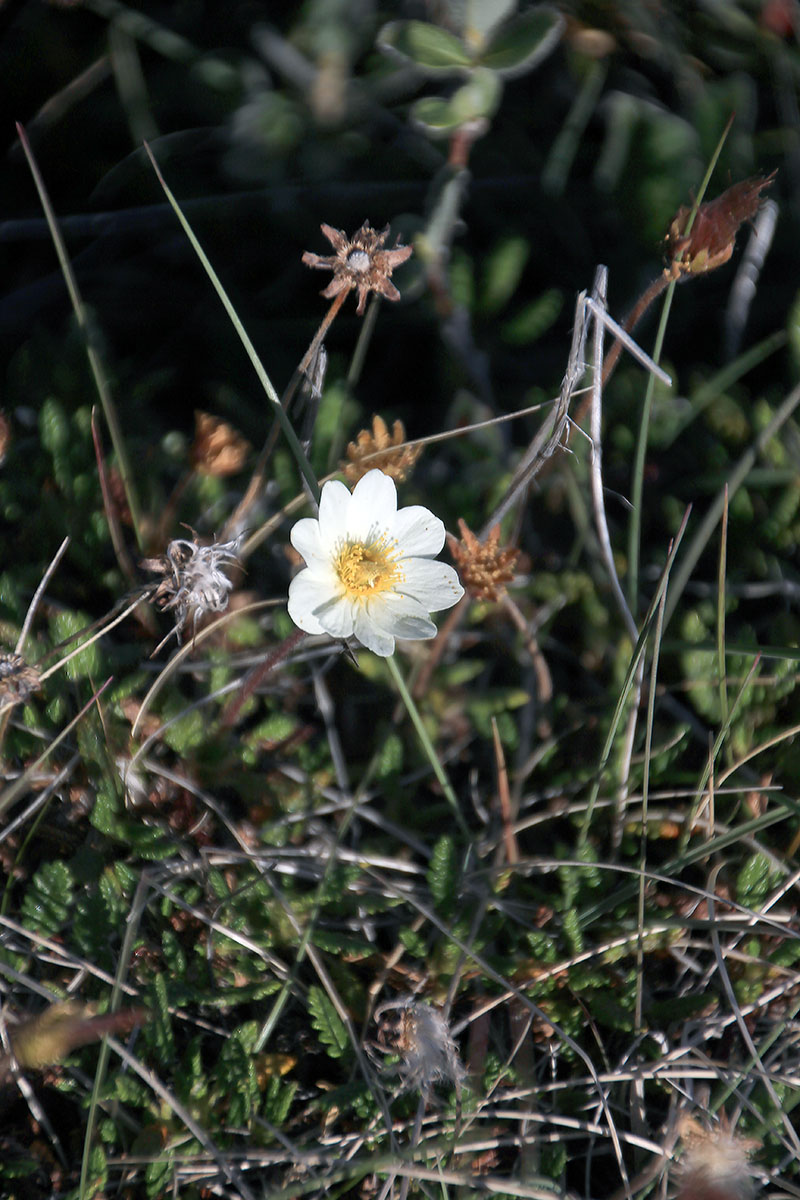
21 861 73 935
736 852 776 908
146 1154 174 1200
428 834 458 911
378 20 473 71
121 823 176 860
149 973 175 1065
262 1075 297 1125
90 780 121 835
308 985 349 1059
376 731 403 778
563 907 583 955
480 7 564 77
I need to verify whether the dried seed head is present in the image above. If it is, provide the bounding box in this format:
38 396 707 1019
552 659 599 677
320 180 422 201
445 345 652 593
190 411 251 477
142 535 240 642
0 652 41 711
302 221 413 315
675 1116 759 1200
665 172 777 276
341 415 422 485
373 998 464 1095
447 519 519 602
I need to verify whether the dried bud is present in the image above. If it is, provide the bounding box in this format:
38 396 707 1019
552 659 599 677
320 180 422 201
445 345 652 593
302 221 413 316
7 1002 149 1072
665 172 777 276
191 411 250 477
0 652 41 712
447 519 519 602
675 1116 759 1200
341 415 422 484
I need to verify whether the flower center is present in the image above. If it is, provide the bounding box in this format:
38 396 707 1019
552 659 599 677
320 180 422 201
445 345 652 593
346 249 371 274
334 538 401 597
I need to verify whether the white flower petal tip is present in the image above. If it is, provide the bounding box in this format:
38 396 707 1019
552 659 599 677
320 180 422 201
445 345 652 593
287 470 463 657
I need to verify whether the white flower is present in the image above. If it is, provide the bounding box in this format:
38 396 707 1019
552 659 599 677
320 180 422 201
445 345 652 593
287 470 464 657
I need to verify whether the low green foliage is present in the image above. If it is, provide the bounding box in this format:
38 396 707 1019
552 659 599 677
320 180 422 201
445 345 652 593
1 3 799 1199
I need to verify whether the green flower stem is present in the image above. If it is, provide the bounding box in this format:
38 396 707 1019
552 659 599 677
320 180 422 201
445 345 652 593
626 279 677 613
386 653 469 839
626 114 734 614
144 142 320 505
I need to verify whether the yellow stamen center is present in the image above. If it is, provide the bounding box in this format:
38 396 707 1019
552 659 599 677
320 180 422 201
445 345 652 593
334 539 401 597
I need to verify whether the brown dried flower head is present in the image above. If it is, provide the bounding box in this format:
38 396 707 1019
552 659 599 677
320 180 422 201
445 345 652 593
665 172 776 276
341 415 422 484
302 221 413 315
191 411 251 477
448 519 519 602
0 652 41 711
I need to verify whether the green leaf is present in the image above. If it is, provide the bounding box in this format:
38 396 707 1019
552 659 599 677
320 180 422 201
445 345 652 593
502 288 564 344
262 1075 297 1125
480 7 564 77
563 907 583 955
308 985 349 1059
21 861 73 935
788 289 800 376
149 973 175 1066
736 852 777 908
145 1154 174 1200
482 236 530 314
121 822 176 860
428 834 458 911
378 20 473 71
411 96 463 136
451 68 503 123
90 779 121 835
72 890 116 968
376 731 403 778
49 609 101 681
413 67 503 136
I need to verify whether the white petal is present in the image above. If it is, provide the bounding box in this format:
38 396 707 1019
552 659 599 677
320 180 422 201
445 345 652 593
353 605 395 656
366 592 438 641
315 592 357 639
348 470 398 541
287 570 329 634
290 517 329 569
317 480 352 549
390 506 445 557
400 559 464 612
